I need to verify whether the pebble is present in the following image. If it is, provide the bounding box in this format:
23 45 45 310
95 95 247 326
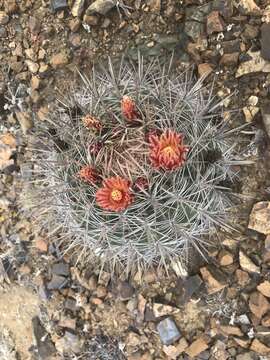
185 335 210 358
0 11 9 25
47 274 68 290
55 331 83 355
198 63 213 78
25 60 39 74
50 0 69 12
248 202 270 235
71 0 86 17
206 11 225 34
250 338 270 355
32 316 56 359
117 281 135 301
50 51 69 68
261 23 270 61
52 262 69 276
236 51 270 77
200 266 226 294
0 133 16 171
83 14 99 25
249 292 270 319
257 281 270 298
219 251 234 266
239 250 260 274
86 0 115 15
219 53 239 67
181 274 203 302
69 18 81 32
157 317 181 345
163 338 188 359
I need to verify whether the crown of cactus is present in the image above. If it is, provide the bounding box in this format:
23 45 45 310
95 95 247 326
29 56 246 273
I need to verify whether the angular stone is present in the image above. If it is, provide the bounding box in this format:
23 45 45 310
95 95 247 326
261 23 270 61
86 0 115 15
248 202 270 235
181 274 203 302
25 60 39 73
250 338 270 355
257 281 270 298
32 317 56 359
200 266 227 294
153 303 180 318
249 292 270 319
198 63 214 78
184 21 204 41
233 337 250 348
50 51 69 68
236 51 270 77
0 11 9 25
219 53 239 67
51 0 68 12
117 281 135 301
71 0 85 17
242 106 259 122
237 0 261 15
0 133 16 171
206 11 225 34
52 262 69 276
55 331 83 355
83 14 99 25
219 251 234 266
220 325 243 337
185 335 209 358
157 318 181 345
239 250 260 274
47 274 68 290
163 338 188 359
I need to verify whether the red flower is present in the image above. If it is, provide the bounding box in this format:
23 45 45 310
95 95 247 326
149 129 189 171
82 115 102 131
134 177 149 191
121 96 140 121
96 176 134 212
78 165 99 184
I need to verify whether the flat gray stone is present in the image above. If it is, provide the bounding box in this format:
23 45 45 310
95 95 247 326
157 317 181 345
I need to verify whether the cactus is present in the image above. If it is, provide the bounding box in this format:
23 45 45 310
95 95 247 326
27 56 247 274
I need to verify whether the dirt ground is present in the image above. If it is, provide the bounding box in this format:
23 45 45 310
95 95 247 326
1 0 270 359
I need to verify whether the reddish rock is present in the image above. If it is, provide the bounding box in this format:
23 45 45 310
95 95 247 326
185 335 210 358
198 63 214 78
257 281 270 298
207 11 225 34
249 292 270 319
250 339 270 355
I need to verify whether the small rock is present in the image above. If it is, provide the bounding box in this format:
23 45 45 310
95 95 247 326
50 51 69 68
236 353 253 360
219 251 234 266
257 281 270 298
220 325 243 337
15 111 34 134
51 0 68 12
249 292 270 319
157 317 181 346
212 0 233 19
200 266 227 294
163 338 189 359
219 53 239 67
206 11 225 34
52 262 69 276
239 250 260 274
185 335 210 358
153 303 180 318
0 133 16 171
237 0 261 15
236 269 250 286
47 274 68 290
71 0 85 17
0 11 9 25
83 14 99 25
58 317 76 330
25 60 39 74
242 106 259 122
185 21 205 41
29 17 41 34
148 0 161 13
117 281 135 301
236 51 270 77
212 340 229 360
86 0 115 15
181 274 203 302
233 337 250 348
248 202 270 235
31 76 40 90
198 63 214 78
137 294 146 323
69 18 81 32
262 313 270 327
55 331 83 355
261 23 270 61
250 338 270 355
95 285 107 298
64 298 77 311
32 317 56 359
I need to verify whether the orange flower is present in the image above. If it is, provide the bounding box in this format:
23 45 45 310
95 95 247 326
96 176 134 212
82 114 102 131
121 95 140 121
149 129 189 171
78 165 99 184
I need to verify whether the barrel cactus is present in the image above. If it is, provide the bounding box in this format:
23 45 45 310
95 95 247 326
28 57 245 274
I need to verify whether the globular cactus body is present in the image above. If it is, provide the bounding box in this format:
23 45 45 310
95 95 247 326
29 57 245 273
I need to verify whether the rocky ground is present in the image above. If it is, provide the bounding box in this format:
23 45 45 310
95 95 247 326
1 0 270 359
